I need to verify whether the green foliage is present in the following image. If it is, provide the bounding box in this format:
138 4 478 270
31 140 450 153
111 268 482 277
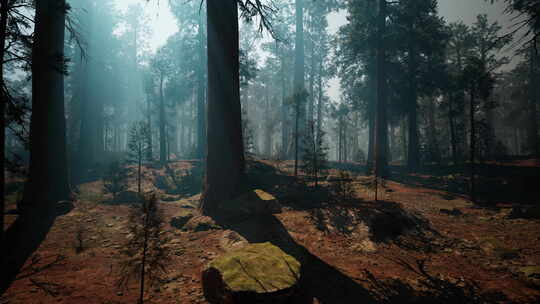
127 121 152 165
103 161 129 201
301 120 328 186
354 148 366 163
117 193 170 296
331 170 355 202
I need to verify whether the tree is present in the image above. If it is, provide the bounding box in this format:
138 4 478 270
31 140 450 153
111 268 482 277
103 161 129 201
200 0 274 215
301 120 327 187
200 0 244 215
293 0 306 177
117 194 169 304
169 0 207 159
375 0 388 176
445 22 475 163
127 122 151 194
0 0 9 251
20 0 70 212
527 38 538 156
150 47 172 165
469 14 512 158
389 0 447 170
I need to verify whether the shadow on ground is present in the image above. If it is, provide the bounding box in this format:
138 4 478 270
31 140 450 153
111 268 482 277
0 201 73 295
388 163 540 206
205 160 509 303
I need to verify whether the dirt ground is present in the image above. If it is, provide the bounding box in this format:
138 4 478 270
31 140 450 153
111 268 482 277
1 159 539 304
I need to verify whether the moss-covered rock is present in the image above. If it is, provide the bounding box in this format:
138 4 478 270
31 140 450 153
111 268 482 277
518 266 540 287
202 242 301 304
184 215 221 232
170 209 195 230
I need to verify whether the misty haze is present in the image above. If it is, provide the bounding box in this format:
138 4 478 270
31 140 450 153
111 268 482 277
1 0 539 303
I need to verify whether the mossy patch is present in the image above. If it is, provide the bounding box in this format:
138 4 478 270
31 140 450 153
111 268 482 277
478 237 519 260
518 266 540 287
206 242 300 293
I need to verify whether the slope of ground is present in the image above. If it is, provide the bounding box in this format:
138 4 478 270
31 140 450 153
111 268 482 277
1 159 539 304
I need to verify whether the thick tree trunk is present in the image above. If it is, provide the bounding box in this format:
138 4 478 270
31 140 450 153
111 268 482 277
528 38 538 157
407 44 419 170
201 0 245 215
197 14 206 160
159 72 166 164
470 87 476 203
293 0 305 176
21 0 70 210
427 98 440 164
0 0 9 249
280 44 288 159
77 4 104 180
375 0 389 177
308 15 315 123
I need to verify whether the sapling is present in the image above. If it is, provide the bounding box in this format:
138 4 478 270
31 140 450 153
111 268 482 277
103 161 129 201
127 122 152 194
117 193 170 304
301 120 328 187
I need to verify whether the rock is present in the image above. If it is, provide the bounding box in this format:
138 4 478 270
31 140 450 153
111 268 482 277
170 209 195 229
184 215 221 232
508 205 540 219
115 191 141 204
219 230 248 251
202 242 301 304
440 208 463 216
219 190 282 220
162 194 181 202
518 266 540 287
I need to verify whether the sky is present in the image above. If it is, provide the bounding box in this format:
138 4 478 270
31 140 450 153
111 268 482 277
115 0 178 51
114 0 514 102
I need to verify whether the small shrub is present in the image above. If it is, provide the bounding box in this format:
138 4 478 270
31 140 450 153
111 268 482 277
103 161 129 201
117 193 170 303
331 171 355 201
73 224 86 254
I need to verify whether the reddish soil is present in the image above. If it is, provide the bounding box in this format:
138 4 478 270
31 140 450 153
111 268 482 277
2 160 539 304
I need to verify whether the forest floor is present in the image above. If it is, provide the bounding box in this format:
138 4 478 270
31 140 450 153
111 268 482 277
1 159 540 304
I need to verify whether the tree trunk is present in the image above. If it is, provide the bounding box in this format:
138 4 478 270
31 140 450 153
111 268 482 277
280 43 288 159
293 0 305 176
407 50 419 170
375 0 389 177
308 15 315 123
528 38 538 157
470 87 476 203
201 0 245 215
316 55 323 138
146 92 153 160
448 94 458 164
159 72 166 164
21 0 70 211
0 0 9 249
427 97 440 164
197 14 206 160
